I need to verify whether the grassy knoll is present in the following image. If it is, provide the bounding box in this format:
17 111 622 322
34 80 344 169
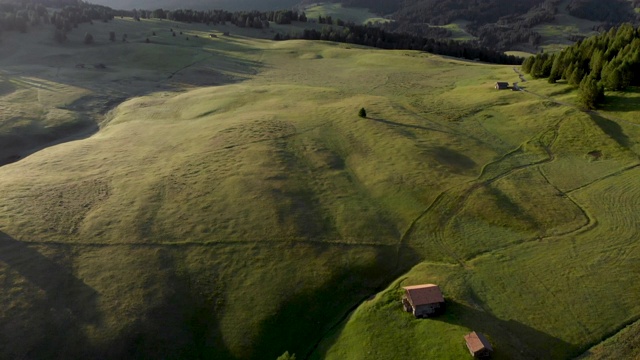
317 138 640 359
313 67 640 359
0 17 269 165
303 3 389 25
505 50 535 58
0 16 639 360
434 21 477 42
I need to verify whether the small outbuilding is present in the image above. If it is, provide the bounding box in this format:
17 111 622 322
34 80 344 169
401 284 445 318
464 331 493 359
495 82 509 90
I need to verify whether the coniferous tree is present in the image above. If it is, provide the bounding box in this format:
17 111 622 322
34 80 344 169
522 56 534 74
530 56 544 78
569 66 584 87
54 28 66 43
548 53 564 83
601 61 623 90
578 75 604 109
83 32 93 44
589 49 604 79
541 54 554 78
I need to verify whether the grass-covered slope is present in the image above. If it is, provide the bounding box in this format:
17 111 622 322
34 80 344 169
314 73 640 359
303 3 389 25
0 17 639 360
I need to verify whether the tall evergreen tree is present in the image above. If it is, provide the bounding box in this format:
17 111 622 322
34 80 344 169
578 75 604 109
548 53 564 83
521 56 535 73
569 66 584 87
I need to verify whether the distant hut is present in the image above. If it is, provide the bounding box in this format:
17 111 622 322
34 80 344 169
401 284 445 318
495 82 509 90
209 33 217 38
464 331 493 359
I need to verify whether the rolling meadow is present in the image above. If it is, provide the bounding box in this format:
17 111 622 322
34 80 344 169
0 16 639 359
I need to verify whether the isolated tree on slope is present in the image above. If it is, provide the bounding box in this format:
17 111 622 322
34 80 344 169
358 107 367 118
83 32 93 44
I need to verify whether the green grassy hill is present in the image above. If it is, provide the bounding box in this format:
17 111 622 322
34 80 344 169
303 3 389 24
0 17 639 359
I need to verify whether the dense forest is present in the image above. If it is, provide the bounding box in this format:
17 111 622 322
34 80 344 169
130 8 306 28
566 0 636 22
300 0 639 51
522 24 640 108
299 0 558 51
0 0 115 41
4 0 640 52
0 2 49 33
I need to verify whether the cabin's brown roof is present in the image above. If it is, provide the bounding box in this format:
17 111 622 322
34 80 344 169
402 284 444 306
464 331 493 353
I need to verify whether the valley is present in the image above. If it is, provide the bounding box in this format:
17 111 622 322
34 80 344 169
0 13 639 360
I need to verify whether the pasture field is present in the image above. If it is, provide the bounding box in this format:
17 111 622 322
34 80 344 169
302 3 389 25
0 16 639 360
434 21 477 42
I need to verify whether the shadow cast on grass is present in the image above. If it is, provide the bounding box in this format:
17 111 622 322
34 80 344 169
0 31 267 171
0 231 100 322
0 231 101 358
96 248 235 360
602 92 640 113
436 300 580 360
589 113 632 148
368 117 448 133
428 146 477 174
250 245 415 360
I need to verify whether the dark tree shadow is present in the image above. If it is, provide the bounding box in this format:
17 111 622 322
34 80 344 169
96 249 235 360
589 113 632 148
0 33 266 172
0 231 101 358
0 231 100 323
250 245 420 360
601 93 640 113
434 300 581 360
428 146 477 173
368 117 448 133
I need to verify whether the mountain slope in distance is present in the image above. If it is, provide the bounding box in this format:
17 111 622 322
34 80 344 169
90 0 301 11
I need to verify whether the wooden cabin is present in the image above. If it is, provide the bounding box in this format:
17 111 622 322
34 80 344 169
464 331 493 359
401 284 445 318
495 82 509 90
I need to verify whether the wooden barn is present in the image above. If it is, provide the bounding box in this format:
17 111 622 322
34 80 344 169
464 331 493 359
401 284 445 318
494 82 509 90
